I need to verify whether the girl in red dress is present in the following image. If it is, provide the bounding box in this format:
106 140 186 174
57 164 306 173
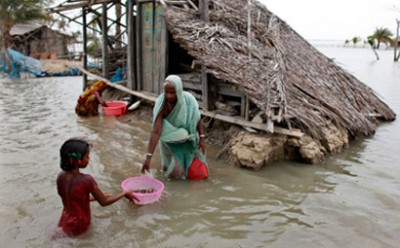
57 138 139 236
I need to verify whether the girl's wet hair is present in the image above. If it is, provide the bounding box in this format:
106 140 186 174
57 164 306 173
59 138 90 171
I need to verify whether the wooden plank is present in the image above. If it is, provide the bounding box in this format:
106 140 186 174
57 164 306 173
183 81 201 91
79 67 157 102
200 110 304 137
218 84 243 97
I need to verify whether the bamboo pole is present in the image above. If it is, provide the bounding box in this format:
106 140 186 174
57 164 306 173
50 0 115 12
79 67 157 101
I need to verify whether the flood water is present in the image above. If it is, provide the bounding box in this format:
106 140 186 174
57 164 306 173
0 46 399 247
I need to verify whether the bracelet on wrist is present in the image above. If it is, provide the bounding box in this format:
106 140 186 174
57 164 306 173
146 153 153 157
199 134 205 138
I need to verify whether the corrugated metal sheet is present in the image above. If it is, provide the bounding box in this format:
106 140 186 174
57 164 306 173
10 23 43 36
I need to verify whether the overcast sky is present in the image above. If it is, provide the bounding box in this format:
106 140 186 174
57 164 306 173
54 0 400 41
260 0 400 41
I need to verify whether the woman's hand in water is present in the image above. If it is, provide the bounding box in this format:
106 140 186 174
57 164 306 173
198 137 206 154
94 91 108 107
124 189 140 203
141 157 151 174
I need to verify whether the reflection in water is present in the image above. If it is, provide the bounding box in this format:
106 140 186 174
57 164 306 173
1 46 400 248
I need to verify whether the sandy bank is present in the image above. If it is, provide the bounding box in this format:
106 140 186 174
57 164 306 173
40 59 83 74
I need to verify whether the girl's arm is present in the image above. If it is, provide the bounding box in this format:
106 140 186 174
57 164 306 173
90 191 111 201
91 187 139 206
141 111 163 173
197 119 206 154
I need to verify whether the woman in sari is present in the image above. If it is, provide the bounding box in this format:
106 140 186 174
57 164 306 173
140 75 208 180
75 80 108 116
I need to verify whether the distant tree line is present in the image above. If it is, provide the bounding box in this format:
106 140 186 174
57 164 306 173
344 27 395 48
344 26 400 61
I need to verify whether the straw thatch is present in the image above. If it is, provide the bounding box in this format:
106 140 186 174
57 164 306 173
163 0 395 140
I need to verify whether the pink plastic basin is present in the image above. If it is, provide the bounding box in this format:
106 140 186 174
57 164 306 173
101 101 127 116
121 176 164 205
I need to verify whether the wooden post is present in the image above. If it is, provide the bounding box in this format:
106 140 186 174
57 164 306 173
101 3 109 78
245 0 251 120
82 7 88 90
115 0 122 49
127 0 136 91
199 0 209 22
158 6 167 94
152 0 157 93
136 1 143 91
247 0 252 59
199 0 213 111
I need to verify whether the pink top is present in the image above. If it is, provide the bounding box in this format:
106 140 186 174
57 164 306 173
57 172 98 236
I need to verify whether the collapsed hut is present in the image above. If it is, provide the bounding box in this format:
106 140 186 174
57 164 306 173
50 0 396 169
10 23 74 58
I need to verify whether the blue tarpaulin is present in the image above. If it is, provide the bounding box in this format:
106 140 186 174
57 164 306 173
0 48 47 78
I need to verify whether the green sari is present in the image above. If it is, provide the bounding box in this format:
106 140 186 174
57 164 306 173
153 75 208 178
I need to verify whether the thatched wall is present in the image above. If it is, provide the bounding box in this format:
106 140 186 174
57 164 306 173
163 0 395 140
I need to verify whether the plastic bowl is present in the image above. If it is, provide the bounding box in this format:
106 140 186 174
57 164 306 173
121 176 164 205
101 101 127 116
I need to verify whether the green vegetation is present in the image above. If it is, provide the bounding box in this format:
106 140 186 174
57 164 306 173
343 26 397 61
344 27 394 49
367 35 380 60
372 27 394 49
351 36 362 46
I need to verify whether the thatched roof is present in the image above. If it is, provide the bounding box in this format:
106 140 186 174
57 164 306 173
163 0 395 139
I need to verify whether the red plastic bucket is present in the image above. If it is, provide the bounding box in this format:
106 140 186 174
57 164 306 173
187 158 209 181
101 101 127 116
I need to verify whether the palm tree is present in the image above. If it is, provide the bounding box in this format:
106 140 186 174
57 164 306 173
351 36 362 47
367 35 380 60
372 27 393 49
